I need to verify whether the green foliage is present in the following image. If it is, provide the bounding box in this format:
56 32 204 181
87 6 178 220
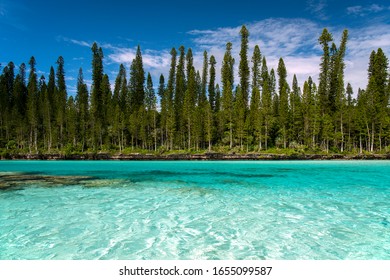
1 27 389 156
129 46 145 112
239 25 250 108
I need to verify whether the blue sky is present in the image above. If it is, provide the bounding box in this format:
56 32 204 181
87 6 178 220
1 0 390 95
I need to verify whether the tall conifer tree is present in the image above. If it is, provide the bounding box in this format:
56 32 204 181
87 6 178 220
239 25 250 109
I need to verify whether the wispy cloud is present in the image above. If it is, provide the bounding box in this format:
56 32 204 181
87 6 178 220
189 18 322 89
60 17 390 95
107 47 172 81
189 18 390 91
347 4 390 16
0 1 28 31
61 36 172 84
0 4 6 17
344 23 390 89
306 0 328 20
59 36 90 47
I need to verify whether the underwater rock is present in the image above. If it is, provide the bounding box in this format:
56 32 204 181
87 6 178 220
0 172 95 190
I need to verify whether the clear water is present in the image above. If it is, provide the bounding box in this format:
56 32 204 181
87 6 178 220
0 160 389 260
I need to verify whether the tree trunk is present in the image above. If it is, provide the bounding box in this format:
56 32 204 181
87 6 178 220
371 122 375 152
229 121 233 149
188 119 191 150
258 131 262 151
340 114 344 152
154 112 157 152
34 128 38 153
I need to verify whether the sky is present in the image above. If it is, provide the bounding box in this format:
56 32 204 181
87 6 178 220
1 0 390 96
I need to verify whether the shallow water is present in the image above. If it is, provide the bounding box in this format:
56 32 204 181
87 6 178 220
0 160 389 259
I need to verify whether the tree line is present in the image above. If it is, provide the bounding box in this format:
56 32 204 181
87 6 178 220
0 26 389 155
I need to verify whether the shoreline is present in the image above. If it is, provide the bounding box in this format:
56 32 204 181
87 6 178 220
1 152 390 160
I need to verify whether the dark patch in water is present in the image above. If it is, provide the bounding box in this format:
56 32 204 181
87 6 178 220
122 170 277 185
213 171 275 178
0 172 97 190
381 218 389 227
121 170 183 183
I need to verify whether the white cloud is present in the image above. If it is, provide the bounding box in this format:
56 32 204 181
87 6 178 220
306 0 329 20
188 18 390 92
61 18 390 96
346 6 362 15
106 46 172 81
345 24 390 89
59 36 90 47
188 18 322 89
347 4 390 16
66 76 76 81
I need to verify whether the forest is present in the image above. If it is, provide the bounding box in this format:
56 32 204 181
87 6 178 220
0 26 389 157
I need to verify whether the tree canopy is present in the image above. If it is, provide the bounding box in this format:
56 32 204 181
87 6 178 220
1 26 389 156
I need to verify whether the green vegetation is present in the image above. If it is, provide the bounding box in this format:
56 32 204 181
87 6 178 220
1 26 390 158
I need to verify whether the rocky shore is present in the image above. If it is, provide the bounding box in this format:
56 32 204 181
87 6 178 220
1 152 390 160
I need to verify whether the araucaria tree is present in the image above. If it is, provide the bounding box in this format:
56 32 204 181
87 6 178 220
1 27 389 156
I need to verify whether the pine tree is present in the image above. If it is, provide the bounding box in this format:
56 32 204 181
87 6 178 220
0 68 7 142
129 45 145 113
204 101 214 151
251 45 262 91
158 74 166 147
277 58 289 148
235 86 246 149
345 83 354 150
66 96 77 147
215 84 223 143
208 55 217 111
100 74 111 147
186 48 193 85
91 42 104 150
366 48 389 151
193 71 203 149
239 25 250 109
201 51 208 104
174 46 186 147
165 48 177 149
195 50 209 149
329 30 348 151
0 62 15 142
260 57 272 150
302 77 320 148
249 45 262 149
318 28 333 115
112 64 127 150
45 66 56 149
249 86 261 150
113 64 125 106
289 75 302 145
329 30 348 113
36 74 46 151
27 57 38 153
183 68 196 149
56 56 67 149
221 42 235 148
145 73 157 151
76 68 89 152
12 63 27 149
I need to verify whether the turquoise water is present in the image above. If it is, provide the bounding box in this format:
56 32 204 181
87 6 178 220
0 160 389 260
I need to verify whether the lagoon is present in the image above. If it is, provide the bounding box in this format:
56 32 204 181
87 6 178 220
0 160 389 259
